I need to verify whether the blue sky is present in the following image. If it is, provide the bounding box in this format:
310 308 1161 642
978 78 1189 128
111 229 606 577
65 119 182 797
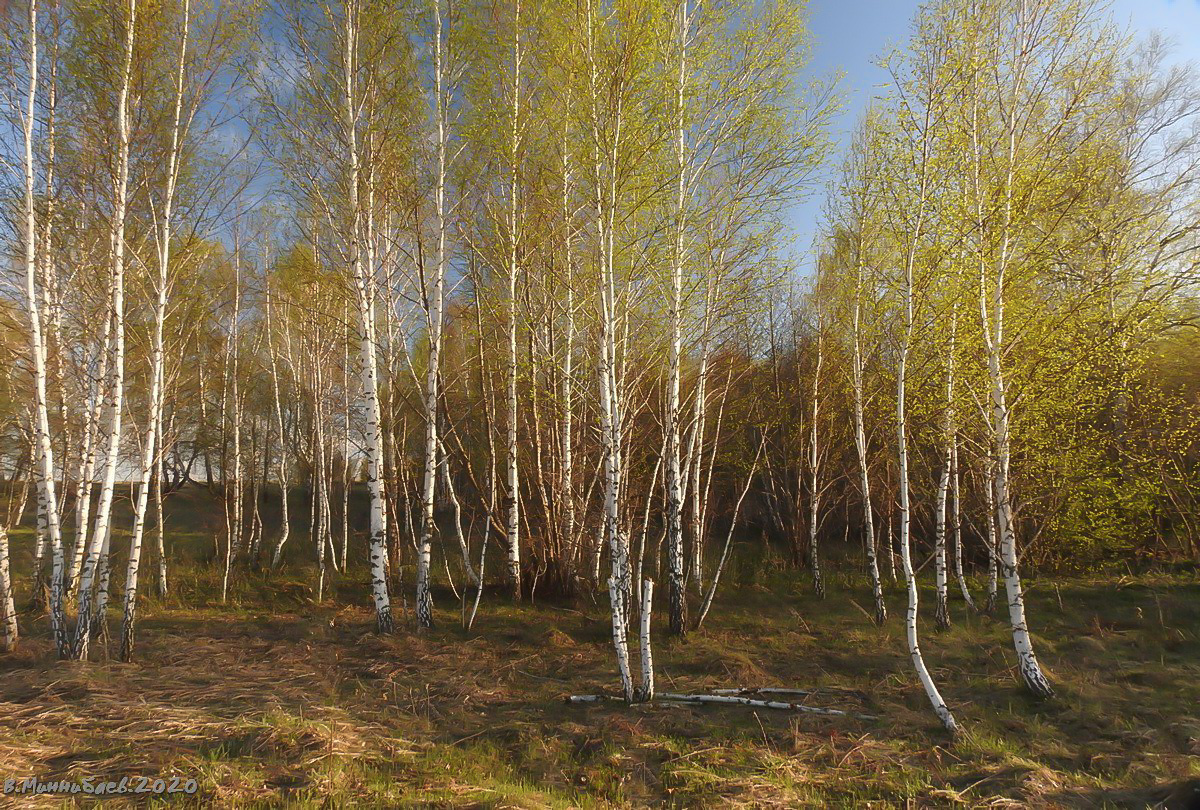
788 0 1200 268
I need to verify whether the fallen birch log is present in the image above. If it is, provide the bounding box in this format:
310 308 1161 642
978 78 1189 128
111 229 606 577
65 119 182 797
656 693 878 720
567 690 878 720
710 686 870 700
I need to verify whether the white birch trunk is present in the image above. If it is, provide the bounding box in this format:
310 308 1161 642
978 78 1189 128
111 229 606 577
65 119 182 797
589 0 633 701
951 442 974 610
155 449 167 596
983 456 998 612
637 579 654 702
73 0 135 660
70 350 108 593
934 303 958 630
314 358 330 599
222 239 243 601
340 313 350 571
0 526 17 651
416 0 449 630
683 279 715 596
852 259 885 624
220 311 234 599
21 0 68 656
807 305 825 599
559 117 577 581
353 124 391 622
267 292 292 569
899 336 957 734
934 456 950 629
894 92 957 732
120 0 187 660
977 13 1053 696
93 519 114 639
503 0 523 600
663 0 690 637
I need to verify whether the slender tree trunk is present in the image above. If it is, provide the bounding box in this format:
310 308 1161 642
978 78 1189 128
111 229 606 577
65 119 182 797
345 66 393 623
664 0 691 637
807 303 825 599
70 341 108 593
267 292 292 569
588 0 633 700
636 579 654 701
340 311 350 570
899 332 957 734
22 0 68 656
983 456 998 612
73 0 135 661
886 505 897 582
978 35 1053 696
852 261 885 624
503 0 524 600
93 518 114 639
222 238 243 602
119 0 188 661
895 99 956 732
315 358 330 599
155 449 167 597
951 441 974 610
934 303 958 631
559 113 577 585
416 0 449 630
684 284 714 596
0 526 17 651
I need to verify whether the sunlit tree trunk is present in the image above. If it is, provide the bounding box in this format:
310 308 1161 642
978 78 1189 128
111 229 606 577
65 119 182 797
120 0 189 661
852 255 885 624
21 0 68 656
343 6 393 629
951 442 975 610
0 526 17 651
982 455 998 612
558 111 577 583
74 0 136 661
268 291 291 569
683 279 715 596
971 6 1053 696
588 0 633 700
0 468 27 652
891 56 957 730
155 448 167 597
898 265 957 734
70 341 108 593
934 305 957 631
663 0 691 636
93 518 115 638
222 239 243 603
416 0 450 629
504 0 523 599
807 300 825 598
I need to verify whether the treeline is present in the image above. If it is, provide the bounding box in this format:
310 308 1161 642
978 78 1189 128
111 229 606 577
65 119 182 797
0 0 1197 722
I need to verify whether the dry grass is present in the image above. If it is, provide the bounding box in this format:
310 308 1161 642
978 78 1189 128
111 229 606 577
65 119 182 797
0 549 1197 807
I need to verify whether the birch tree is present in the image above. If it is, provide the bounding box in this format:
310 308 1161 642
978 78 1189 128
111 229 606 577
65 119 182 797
414 0 456 630
120 0 191 662
73 0 137 661
341 0 394 633
959 0 1123 698
19 0 68 656
879 6 959 732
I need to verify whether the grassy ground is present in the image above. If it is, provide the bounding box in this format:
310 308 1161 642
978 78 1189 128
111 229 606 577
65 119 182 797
1 492 1198 807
